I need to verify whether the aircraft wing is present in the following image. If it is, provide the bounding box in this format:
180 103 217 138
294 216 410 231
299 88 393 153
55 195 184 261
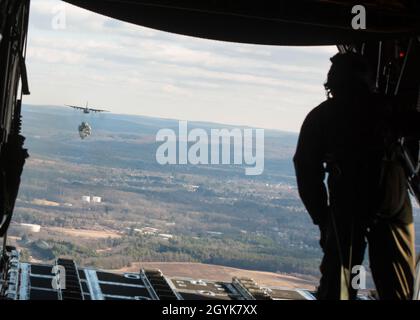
66 105 85 111
62 0 420 46
89 108 109 113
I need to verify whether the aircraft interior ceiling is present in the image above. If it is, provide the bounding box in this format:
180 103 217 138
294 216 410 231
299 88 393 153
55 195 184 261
62 0 420 46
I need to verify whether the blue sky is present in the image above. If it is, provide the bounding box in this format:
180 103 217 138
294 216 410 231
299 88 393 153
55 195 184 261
25 0 337 132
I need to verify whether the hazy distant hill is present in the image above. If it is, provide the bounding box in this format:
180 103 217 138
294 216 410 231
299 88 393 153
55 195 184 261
22 104 298 182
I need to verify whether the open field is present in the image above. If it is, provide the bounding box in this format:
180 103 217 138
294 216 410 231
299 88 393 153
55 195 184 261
113 262 317 289
44 227 122 239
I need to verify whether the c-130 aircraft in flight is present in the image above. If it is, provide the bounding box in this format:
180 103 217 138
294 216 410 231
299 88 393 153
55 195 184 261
65 102 109 114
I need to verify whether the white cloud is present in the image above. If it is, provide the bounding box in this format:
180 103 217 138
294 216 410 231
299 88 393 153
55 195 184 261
27 46 86 64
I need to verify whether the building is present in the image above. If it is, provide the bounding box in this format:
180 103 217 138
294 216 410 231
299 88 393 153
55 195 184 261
92 197 102 203
17 223 41 233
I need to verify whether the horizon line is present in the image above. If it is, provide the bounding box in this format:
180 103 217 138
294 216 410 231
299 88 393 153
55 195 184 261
22 103 300 135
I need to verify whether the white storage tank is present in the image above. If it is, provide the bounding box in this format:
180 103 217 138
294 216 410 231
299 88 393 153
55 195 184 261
92 197 102 203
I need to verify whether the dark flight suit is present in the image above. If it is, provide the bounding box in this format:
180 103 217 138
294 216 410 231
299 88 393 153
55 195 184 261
293 93 417 300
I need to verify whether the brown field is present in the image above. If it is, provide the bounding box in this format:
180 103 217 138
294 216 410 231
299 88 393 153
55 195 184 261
112 262 317 289
44 227 121 239
31 199 61 207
